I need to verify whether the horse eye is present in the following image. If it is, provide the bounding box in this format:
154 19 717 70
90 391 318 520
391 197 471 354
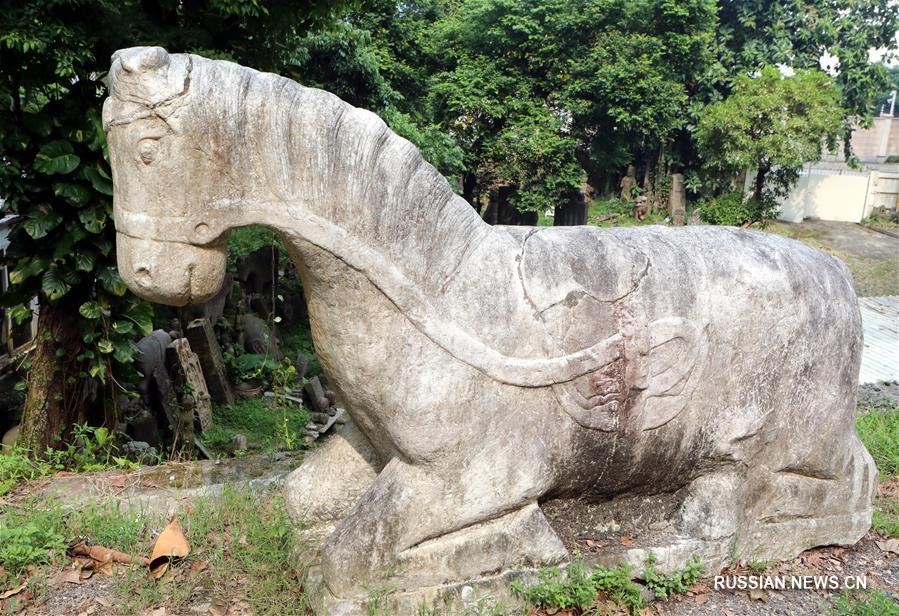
137 139 159 164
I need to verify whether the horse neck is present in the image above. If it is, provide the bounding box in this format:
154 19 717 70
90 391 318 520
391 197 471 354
214 61 491 299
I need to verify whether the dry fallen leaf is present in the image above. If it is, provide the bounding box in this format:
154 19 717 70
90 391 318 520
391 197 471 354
618 536 634 546
149 516 190 579
49 567 84 587
875 539 899 555
0 582 27 600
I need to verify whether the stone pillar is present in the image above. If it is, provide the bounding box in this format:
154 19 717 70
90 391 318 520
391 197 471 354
166 338 214 431
185 318 234 406
619 164 637 202
669 173 686 225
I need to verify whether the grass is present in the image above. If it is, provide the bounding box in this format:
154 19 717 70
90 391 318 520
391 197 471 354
199 397 310 456
0 486 308 615
857 397 899 538
856 398 899 479
831 588 899 615
0 425 139 496
511 555 703 615
586 198 668 228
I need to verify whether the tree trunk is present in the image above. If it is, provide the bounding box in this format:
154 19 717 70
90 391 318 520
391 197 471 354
462 172 479 211
754 163 769 202
18 300 84 457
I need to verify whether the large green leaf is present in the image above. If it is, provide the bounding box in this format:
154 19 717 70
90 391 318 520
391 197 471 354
79 301 101 319
112 320 133 334
34 140 80 175
83 166 113 195
8 256 49 284
92 236 113 256
112 340 135 364
8 304 33 325
22 210 63 239
97 268 127 296
127 300 154 336
41 264 78 301
53 181 92 205
73 250 96 272
78 205 107 233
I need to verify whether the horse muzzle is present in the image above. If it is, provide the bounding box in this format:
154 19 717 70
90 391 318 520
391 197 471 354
117 233 226 306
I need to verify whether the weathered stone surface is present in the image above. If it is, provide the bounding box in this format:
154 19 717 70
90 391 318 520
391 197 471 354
1 425 19 453
302 377 330 415
620 164 637 201
185 318 234 406
669 172 686 224
105 47 876 608
166 338 213 431
237 314 282 360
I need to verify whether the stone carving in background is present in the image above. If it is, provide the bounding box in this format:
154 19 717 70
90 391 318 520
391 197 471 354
166 338 213 432
619 164 637 201
669 172 686 225
185 318 234 406
104 48 876 612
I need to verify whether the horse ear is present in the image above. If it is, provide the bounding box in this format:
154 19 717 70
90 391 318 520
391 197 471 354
107 47 188 112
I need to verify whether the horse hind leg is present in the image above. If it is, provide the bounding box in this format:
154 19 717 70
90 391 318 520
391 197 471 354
733 438 876 564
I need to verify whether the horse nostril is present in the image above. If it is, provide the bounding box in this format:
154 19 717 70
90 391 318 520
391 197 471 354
134 266 152 286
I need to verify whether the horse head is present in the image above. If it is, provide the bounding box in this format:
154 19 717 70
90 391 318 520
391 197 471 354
103 46 232 306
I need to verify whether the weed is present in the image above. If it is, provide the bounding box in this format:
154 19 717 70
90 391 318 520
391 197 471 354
200 397 309 455
0 427 137 496
366 582 397 616
746 559 774 574
0 523 66 576
512 561 644 614
831 588 899 615
642 553 704 600
0 449 45 495
872 500 899 538
512 556 703 615
0 499 67 577
592 562 644 613
856 400 899 478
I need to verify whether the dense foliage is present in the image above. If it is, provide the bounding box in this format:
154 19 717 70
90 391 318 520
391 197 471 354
696 66 844 224
0 0 354 452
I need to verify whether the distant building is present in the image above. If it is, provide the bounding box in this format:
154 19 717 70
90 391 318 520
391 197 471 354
754 97 899 223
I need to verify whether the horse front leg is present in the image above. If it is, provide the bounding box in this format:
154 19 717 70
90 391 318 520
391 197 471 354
319 453 566 599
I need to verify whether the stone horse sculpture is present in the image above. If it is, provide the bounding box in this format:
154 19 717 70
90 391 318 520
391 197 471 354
105 47 875 608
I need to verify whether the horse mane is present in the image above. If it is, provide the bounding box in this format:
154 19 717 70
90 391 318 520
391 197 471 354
187 55 492 298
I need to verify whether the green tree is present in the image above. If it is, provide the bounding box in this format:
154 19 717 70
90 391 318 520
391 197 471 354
695 66 844 225
0 0 351 455
716 0 899 160
425 0 718 212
